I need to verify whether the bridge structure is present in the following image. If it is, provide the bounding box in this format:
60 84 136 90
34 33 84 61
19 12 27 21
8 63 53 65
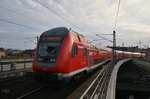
0 58 150 99
68 58 150 99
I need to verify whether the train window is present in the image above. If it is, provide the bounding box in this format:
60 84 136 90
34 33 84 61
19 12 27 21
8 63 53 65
37 42 61 63
72 46 78 57
83 48 87 56
94 59 96 64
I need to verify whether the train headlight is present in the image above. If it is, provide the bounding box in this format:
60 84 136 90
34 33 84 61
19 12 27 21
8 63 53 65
38 57 43 61
50 59 55 62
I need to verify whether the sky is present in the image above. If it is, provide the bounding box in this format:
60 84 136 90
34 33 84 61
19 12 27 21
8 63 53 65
0 0 150 50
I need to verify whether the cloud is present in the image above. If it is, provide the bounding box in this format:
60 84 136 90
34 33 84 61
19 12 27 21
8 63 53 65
0 0 150 49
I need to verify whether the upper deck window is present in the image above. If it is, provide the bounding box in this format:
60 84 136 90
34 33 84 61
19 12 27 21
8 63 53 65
83 48 87 56
72 46 78 57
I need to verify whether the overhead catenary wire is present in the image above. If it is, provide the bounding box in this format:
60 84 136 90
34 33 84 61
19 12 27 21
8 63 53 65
25 37 37 44
35 0 82 31
0 0 96 42
0 18 38 30
35 0 94 39
0 4 49 27
114 0 121 30
58 0 121 42
55 0 119 44
55 0 121 46
96 34 113 43
55 0 76 17
54 0 96 40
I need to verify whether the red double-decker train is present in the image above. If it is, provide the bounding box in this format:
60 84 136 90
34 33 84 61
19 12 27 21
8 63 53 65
32 27 145 85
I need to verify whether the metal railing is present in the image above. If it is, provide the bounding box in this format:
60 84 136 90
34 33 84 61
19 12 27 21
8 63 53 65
0 59 33 79
80 61 115 99
136 57 150 64
106 58 132 99
0 59 33 72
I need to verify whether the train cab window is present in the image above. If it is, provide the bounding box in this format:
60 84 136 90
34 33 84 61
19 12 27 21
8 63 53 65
72 46 78 57
83 48 87 56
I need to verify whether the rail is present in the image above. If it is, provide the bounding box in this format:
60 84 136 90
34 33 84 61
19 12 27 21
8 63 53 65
133 58 150 73
136 58 150 64
16 87 43 99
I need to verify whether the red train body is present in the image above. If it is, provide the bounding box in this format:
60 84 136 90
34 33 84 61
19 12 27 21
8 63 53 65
32 27 145 85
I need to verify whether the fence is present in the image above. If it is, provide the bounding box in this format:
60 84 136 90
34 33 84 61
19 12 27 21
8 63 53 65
0 59 33 72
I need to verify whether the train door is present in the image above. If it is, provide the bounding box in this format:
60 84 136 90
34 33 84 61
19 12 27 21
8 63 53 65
88 52 92 66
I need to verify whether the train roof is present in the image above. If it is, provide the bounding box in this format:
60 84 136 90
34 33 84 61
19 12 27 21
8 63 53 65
41 27 145 55
41 27 85 38
115 50 144 55
41 27 69 36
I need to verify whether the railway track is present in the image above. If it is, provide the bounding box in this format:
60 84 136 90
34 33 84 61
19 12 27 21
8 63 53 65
0 62 109 99
0 76 42 99
16 87 44 99
15 72 97 99
67 61 115 99
0 74 82 99
0 72 86 99
0 76 32 88
16 81 80 99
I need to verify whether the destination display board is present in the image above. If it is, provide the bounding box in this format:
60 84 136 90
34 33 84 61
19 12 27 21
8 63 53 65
41 36 62 41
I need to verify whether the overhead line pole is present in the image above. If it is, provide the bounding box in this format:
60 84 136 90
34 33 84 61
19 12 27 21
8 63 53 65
112 31 116 63
112 0 121 63
96 32 116 63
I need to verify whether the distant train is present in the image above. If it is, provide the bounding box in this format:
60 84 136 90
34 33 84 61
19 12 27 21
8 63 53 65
32 27 145 86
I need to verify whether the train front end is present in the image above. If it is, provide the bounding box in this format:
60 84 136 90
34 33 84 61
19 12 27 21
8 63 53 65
32 27 71 85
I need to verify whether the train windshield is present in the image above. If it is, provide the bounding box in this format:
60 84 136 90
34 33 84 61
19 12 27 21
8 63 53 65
37 42 61 63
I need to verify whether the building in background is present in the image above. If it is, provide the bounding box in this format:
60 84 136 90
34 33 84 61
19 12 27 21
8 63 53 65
23 49 34 58
145 48 150 58
0 48 6 58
